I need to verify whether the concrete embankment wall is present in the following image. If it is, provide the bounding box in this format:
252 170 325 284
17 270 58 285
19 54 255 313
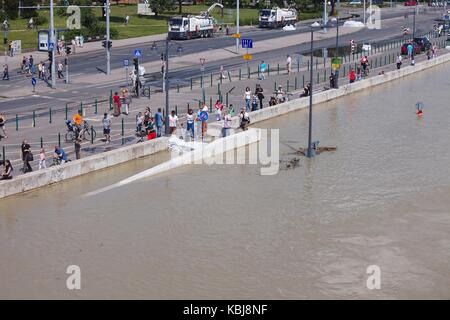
209 52 450 131
1 52 450 199
0 137 169 199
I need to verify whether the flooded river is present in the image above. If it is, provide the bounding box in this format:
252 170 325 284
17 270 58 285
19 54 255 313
1 62 450 299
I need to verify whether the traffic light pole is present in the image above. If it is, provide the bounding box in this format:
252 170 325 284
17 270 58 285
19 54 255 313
165 37 170 135
106 0 111 75
50 0 56 88
65 51 69 84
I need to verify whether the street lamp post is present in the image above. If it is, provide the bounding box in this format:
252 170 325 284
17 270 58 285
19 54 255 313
307 28 314 158
106 0 111 75
50 0 56 89
323 0 328 32
236 0 240 53
165 37 170 135
413 6 416 39
363 0 366 26
335 17 339 88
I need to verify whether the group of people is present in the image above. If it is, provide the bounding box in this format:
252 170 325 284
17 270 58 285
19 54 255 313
243 84 265 111
135 107 163 141
0 141 69 180
112 89 132 117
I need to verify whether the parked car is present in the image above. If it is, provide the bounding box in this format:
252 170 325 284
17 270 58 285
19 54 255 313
401 43 422 55
348 0 362 5
404 1 418 5
413 37 432 51
362 43 372 52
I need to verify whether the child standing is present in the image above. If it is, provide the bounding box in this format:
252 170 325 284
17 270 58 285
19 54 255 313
38 148 47 170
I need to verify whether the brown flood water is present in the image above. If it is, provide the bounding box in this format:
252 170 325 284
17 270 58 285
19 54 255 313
1 62 450 299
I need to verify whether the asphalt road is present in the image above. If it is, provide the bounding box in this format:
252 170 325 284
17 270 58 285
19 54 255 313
0 6 444 112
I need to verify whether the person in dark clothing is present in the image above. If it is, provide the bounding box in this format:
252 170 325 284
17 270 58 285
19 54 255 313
75 139 81 160
0 160 13 180
255 84 264 109
329 72 336 89
21 140 32 173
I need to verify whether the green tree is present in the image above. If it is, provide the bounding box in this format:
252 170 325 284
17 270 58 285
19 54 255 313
2 0 19 20
22 0 38 19
150 0 175 16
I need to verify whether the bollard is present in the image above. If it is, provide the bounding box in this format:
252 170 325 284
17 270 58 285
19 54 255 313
297 59 300 72
175 105 178 115
385 55 387 65
389 54 391 64
257 65 260 77
109 90 113 110
247 67 250 79
95 98 98 114
226 92 229 107
80 101 84 116
375 58 377 68
324 69 326 82
40 137 43 149
210 97 213 112
343 66 346 77
217 83 220 95
220 73 223 84
2 146 4 163
32 110 36 127
190 78 193 90
267 64 270 76
49 107 52 124
177 83 180 93
274 82 276 91
65 104 68 120
302 75 305 87
200 75 203 88
121 119 124 145
91 126 95 144
323 58 325 68
239 68 242 80
287 80 289 92
15 114 18 131
58 133 61 147
295 77 298 90
228 71 232 82
316 72 319 84
277 63 280 75
202 88 206 104
316 59 318 70
210 74 213 87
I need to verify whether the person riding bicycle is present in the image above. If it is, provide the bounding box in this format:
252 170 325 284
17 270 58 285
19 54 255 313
275 85 285 103
360 55 369 76
54 146 68 164
72 110 84 138
27 17 34 29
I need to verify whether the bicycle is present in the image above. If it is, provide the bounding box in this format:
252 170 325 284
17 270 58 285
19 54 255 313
65 120 96 143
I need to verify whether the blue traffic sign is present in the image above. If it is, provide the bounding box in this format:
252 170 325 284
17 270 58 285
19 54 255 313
123 59 130 67
48 42 54 50
31 78 36 86
134 49 142 57
199 111 209 122
241 38 253 49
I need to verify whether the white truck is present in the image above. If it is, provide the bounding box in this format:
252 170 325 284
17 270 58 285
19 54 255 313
168 3 223 40
259 7 298 29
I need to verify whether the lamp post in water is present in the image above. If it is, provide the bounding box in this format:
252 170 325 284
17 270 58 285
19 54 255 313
307 24 319 158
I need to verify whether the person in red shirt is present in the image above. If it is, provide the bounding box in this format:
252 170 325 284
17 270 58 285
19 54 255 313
349 68 356 83
113 92 122 117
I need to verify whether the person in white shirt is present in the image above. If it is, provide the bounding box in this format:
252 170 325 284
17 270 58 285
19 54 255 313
57 62 64 79
222 110 232 137
169 110 178 134
286 54 292 75
186 109 195 139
